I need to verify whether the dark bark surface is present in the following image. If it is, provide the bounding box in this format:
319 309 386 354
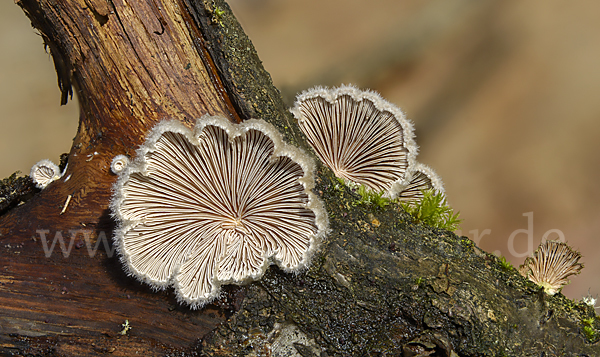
1 0 598 356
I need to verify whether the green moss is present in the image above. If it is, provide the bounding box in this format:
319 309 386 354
459 237 475 252
211 4 226 27
333 178 347 192
353 185 391 209
333 180 461 230
214 6 225 18
400 190 462 231
582 317 598 342
498 255 514 272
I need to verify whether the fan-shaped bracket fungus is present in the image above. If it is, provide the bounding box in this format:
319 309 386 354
110 115 328 308
291 84 418 196
30 159 62 189
519 240 583 295
393 162 445 203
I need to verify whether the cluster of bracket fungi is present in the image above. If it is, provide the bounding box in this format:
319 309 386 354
291 85 444 201
29 85 584 307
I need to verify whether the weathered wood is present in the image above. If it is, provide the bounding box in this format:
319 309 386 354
0 0 262 354
1 0 599 356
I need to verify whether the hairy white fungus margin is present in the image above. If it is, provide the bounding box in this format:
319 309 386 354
291 84 418 196
30 159 62 189
110 115 328 308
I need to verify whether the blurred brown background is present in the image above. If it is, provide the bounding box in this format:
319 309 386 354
1 0 598 300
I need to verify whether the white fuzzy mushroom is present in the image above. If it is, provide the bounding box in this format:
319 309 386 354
30 159 61 189
392 163 445 203
519 240 583 295
291 85 417 195
110 155 130 174
111 115 328 308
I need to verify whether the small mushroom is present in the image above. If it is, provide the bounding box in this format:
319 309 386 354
291 85 417 194
111 115 328 308
110 155 130 174
29 159 61 189
519 240 583 295
392 163 445 203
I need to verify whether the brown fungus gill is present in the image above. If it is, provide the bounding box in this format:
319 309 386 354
111 115 328 308
30 159 62 189
395 162 445 203
519 240 583 295
292 85 445 202
291 85 418 195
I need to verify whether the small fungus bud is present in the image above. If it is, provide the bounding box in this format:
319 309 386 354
110 155 130 174
30 159 61 189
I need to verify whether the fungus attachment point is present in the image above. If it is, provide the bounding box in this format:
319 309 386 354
111 115 327 308
291 85 417 194
519 240 583 295
110 155 130 175
30 159 62 189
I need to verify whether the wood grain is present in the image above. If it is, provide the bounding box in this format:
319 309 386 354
1 0 246 354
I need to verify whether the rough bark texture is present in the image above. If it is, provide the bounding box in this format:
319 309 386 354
0 0 598 356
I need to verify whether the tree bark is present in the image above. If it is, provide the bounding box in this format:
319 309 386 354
1 0 598 356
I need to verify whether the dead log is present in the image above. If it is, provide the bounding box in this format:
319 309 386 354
0 0 598 356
